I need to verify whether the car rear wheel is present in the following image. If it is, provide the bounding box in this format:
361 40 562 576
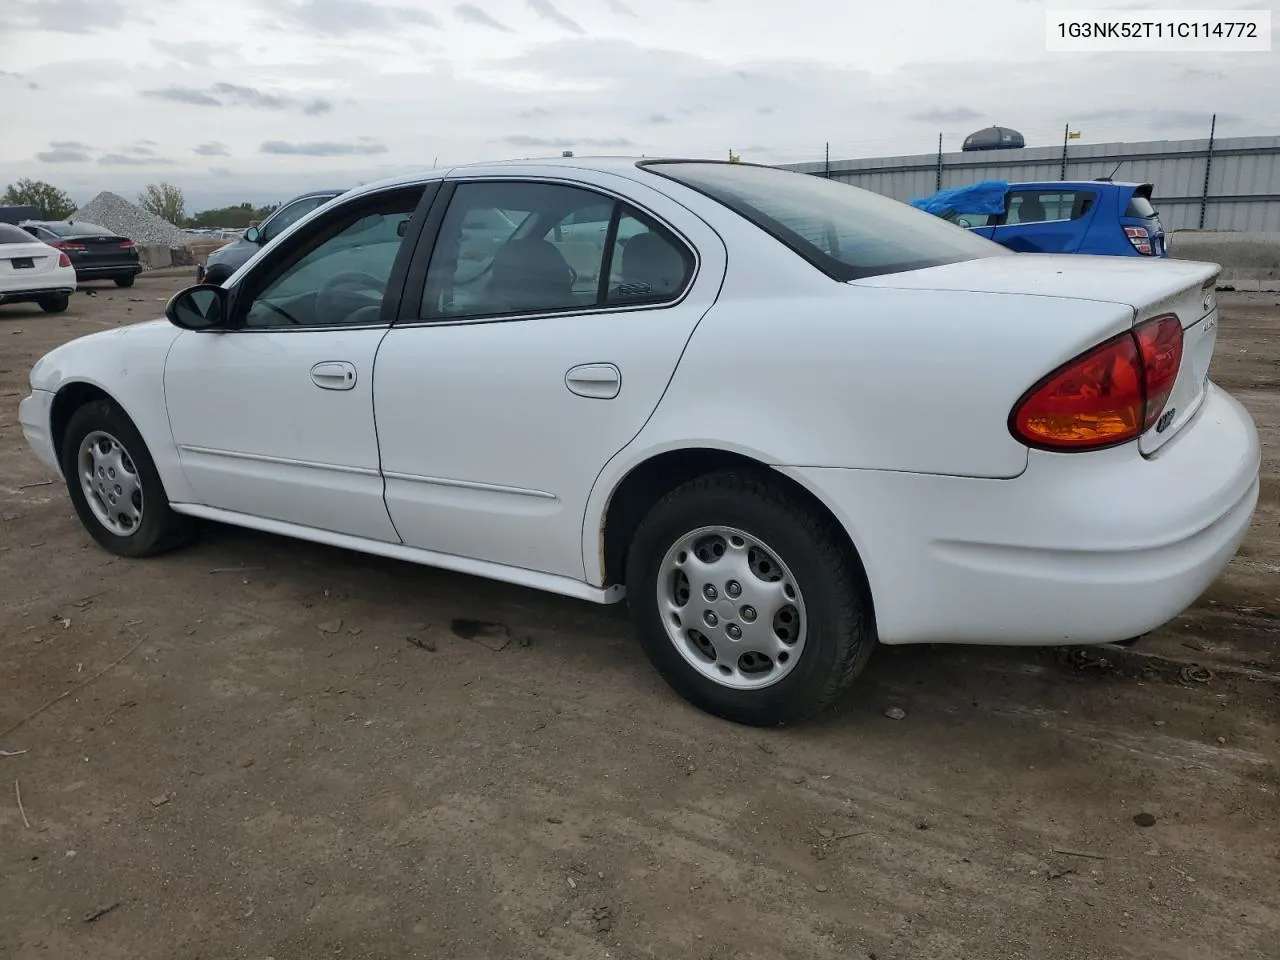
114 276 135 288
626 472 876 726
39 295 69 313
60 399 194 558
203 264 231 285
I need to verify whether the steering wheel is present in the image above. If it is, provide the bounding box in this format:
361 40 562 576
315 271 384 326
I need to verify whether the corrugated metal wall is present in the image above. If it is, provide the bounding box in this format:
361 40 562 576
781 136 1280 232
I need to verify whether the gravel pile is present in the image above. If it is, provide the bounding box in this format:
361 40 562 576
70 191 187 247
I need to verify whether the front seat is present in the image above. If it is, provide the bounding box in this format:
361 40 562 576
1016 197 1046 224
489 238 575 313
616 231 686 299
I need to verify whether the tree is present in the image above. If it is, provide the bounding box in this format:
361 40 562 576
185 202 279 229
2 178 76 219
138 182 186 225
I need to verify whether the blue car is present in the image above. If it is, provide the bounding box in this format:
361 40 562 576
913 179 1168 258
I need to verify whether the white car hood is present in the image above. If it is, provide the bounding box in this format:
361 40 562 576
852 254 1220 309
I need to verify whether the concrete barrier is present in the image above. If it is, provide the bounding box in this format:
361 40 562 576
140 244 173 269
1170 230 1280 292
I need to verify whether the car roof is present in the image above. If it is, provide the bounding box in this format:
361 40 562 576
340 156 744 200
1008 180 1147 190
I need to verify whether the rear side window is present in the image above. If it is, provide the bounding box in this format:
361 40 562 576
642 161 1004 281
1125 193 1157 218
0 223 33 244
1004 191 1095 225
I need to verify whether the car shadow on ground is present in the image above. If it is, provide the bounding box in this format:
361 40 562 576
182 519 1181 725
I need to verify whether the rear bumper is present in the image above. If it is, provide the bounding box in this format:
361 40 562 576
18 388 61 475
785 383 1260 646
0 285 75 304
74 262 142 279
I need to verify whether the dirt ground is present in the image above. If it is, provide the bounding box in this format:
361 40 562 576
2 274 1278 960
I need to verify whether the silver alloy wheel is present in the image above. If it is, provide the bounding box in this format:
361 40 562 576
77 430 144 537
657 525 808 690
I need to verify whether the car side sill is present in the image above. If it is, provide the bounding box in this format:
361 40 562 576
169 502 627 605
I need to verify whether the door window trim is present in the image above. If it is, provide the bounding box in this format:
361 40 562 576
393 176 701 330
215 183 438 334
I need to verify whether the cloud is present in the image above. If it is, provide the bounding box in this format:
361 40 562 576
603 0 637 15
2 0 130 34
260 139 389 156
149 39 236 69
141 83 333 115
124 143 156 156
209 166 234 177
500 135 636 148
454 4 513 32
528 0 584 33
282 0 441 33
49 140 92 150
99 153 175 166
1073 107 1237 126
0 69 40 90
194 142 230 157
518 106 554 119
647 113 673 124
36 148 92 163
908 107 983 123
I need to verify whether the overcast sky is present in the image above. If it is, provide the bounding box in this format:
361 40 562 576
0 0 1275 211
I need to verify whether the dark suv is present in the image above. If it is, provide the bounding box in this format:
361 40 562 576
197 188 345 284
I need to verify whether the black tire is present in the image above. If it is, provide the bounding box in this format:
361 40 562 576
114 275 135 288
39 295 69 313
60 399 194 558
626 471 876 726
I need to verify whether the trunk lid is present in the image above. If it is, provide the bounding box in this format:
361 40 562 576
0 240 61 276
852 253 1221 455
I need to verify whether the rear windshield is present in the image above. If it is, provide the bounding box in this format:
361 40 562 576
0 223 34 244
41 221 112 237
1125 193 1158 218
642 161 1006 280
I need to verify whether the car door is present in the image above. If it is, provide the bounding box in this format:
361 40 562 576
163 183 433 539
989 189 1097 253
374 173 727 580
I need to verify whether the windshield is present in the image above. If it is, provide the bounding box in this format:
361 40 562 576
42 221 114 237
643 161 1006 280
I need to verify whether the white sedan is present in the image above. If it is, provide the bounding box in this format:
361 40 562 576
18 159 1260 725
0 222 76 312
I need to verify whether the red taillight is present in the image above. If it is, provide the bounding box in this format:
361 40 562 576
1011 314 1184 451
54 241 86 251
119 239 135 249
1124 225 1152 255
58 252 71 268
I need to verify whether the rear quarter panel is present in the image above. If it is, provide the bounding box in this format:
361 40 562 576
630 283 1134 479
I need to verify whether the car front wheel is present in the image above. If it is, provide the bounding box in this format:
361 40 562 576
60 399 194 558
626 472 876 726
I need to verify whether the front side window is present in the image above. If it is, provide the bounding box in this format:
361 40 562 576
419 181 692 320
643 161 1004 281
238 189 421 330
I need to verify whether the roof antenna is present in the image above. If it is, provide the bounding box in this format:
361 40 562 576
1096 159 1124 183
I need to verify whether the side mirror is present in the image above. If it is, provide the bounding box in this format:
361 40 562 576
244 226 262 244
165 284 229 331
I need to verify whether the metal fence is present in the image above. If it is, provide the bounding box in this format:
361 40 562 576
780 135 1280 232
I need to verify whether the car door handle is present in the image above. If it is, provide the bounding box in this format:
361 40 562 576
565 363 621 399
310 361 357 391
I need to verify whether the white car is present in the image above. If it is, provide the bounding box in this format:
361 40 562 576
18 159 1260 725
0 222 76 312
